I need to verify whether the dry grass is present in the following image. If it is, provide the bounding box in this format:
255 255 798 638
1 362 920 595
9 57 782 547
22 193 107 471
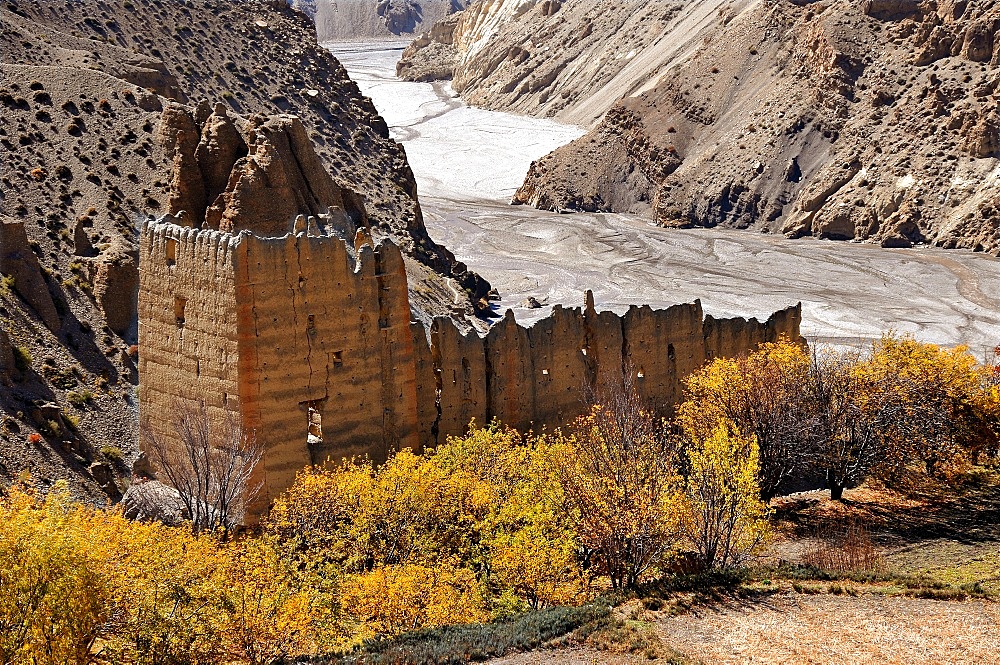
657 593 1000 665
801 520 884 574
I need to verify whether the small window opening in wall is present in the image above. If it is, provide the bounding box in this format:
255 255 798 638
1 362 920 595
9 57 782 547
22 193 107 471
174 296 186 326
166 237 177 267
332 351 343 367
668 343 676 362
307 314 316 333
302 400 324 446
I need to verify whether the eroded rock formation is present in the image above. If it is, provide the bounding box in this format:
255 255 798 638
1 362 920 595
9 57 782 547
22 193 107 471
157 104 368 238
397 0 718 126
90 246 140 337
0 219 60 333
406 0 1000 254
139 219 803 515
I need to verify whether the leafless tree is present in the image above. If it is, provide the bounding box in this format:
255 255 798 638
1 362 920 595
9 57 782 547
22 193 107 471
140 399 262 536
563 371 684 589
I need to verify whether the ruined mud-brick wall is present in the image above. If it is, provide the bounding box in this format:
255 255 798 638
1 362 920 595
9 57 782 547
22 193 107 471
421 294 804 443
139 219 803 514
138 223 243 471
139 220 417 511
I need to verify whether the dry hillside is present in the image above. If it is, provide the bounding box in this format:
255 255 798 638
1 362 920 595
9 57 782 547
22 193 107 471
314 0 470 41
0 0 486 501
403 0 1000 253
397 0 745 127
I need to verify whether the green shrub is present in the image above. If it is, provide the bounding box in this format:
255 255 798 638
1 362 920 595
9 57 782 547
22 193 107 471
101 446 124 463
13 346 32 372
67 390 94 407
332 602 611 665
62 412 80 432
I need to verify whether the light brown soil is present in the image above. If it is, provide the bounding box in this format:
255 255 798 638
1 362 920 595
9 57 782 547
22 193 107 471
657 592 1000 665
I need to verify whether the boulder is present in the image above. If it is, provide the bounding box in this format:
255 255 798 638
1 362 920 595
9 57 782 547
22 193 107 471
122 479 186 526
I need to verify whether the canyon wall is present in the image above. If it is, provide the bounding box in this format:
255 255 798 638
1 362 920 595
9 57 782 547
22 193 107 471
397 0 747 126
315 0 471 41
403 0 1000 254
140 219 803 513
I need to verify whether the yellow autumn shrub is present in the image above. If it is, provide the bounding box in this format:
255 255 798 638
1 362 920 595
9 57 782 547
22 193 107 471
341 562 487 639
678 338 812 500
859 334 1000 478
557 404 685 589
0 481 336 665
682 424 772 568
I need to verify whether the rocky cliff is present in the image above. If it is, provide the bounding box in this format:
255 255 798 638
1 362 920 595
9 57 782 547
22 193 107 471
404 0 1000 253
314 0 471 41
397 0 745 126
517 0 1000 252
0 0 484 500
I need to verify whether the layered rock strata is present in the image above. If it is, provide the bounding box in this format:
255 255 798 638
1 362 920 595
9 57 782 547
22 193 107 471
139 219 803 514
515 0 1000 252
397 0 739 126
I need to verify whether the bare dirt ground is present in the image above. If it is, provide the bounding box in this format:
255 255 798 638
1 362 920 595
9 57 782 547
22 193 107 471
656 593 1000 665
331 43 1000 353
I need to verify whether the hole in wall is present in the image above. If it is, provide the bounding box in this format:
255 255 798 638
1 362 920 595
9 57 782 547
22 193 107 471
301 399 325 446
166 237 177 267
174 296 186 326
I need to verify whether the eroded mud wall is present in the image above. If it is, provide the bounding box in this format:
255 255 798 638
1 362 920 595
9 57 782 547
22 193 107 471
138 224 243 477
139 220 803 513
427 295 803 442
234 233 419 506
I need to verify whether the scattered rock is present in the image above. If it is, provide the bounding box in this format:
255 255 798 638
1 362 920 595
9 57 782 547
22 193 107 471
122 479 186 525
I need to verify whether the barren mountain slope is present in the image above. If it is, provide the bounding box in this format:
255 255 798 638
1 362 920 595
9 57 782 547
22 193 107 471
397 0 748 127
0 0 485 500
315 0 470 41
513 0 1000 253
